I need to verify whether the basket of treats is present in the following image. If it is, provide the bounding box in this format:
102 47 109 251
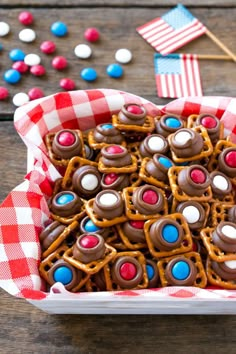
1 89 236 314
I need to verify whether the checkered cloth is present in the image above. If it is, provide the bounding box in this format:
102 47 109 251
1 89 236 300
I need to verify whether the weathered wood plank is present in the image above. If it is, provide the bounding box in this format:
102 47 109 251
0 7 235 118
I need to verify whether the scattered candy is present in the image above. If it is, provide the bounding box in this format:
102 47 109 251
51 21 68 37
60 78 76 90
24 53 41 66
3 69 21 84
52 56 67 70
80 67 97 82
18 28 36 43
12 61 29 73
74 44 92 59
40 41 56 54
18 11 34 26
30 64 46 76
0 22 10 37
0 87 9 100
28 87 45 100
12 92 30 106
9 48 26 61
84 27 100 42
115 48 132 64
106 63 123 78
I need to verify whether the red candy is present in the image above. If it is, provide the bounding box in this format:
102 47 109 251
106 145 124 154
127 105 143 115
0 87 9 100
129 220 145 229
225 151 236 168
201 116 217 129
58 132 75 146
120 262 137 280
40 41 56 54
142 189 158 204
18 11 34 25
52 56 67 70
12 61 28 73
28 88 44 100
30 65 46 76
60 78 76 91
190 169 206 184
104 173 118 185
84 27 100 42
80 235 99 249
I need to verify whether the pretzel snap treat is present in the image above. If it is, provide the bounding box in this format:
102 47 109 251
98 144 137 173
200 222 236 262
46 129 85 167
112 103 155 133
206 257 236 289
158 252 207 288
116 220 147 250
101 172 130 191
168 126 213 163
145 259 159 288
80 216 113 241
144 213 192 258
63 233 117 275
104 251 148 290
168 165 212 202
175 201 209 231
209 171 234 203
187 113 224 144
123 185 168 220
71 165 101 198
155 114 185 137
88 123 125 149
139 134 169 158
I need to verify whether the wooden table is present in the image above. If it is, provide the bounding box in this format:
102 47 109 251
1 1 236 353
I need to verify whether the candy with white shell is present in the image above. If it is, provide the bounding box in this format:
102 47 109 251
19 28 36 42
0 22 10 36
176 201 206 231
212 221 236 252
24 53 41 66
93 190 124 220
139 134 169 158
72 165 101 199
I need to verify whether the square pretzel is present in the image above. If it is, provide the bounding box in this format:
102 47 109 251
139 157 171 190
45 130 86 167
116 224 148 250
200 227 236 262
87 130 127 150
187 114 224 141
98 154 138 174
122 186 168 220
63 243 117 275
104 251 149 291
112 113 155 133
206 257 236 290
168 166 212 202
157 251 207 288
168 126 213 163
144 213 193 259
210 203 233 228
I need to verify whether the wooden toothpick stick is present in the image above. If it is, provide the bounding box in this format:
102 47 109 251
205 29 236 62
197 54 233 60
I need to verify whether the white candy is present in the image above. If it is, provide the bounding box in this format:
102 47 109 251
182 206 200 224
74 44 92 59
213 175 228 191
99 193 118 206
24 53 41 66
225 260 236 269
19 28 36 43
222 224 236 239
12 92 30 107
115 48 132 64
174 131 192 144
148 136 165 151
81 174 98 191
0 22 10 37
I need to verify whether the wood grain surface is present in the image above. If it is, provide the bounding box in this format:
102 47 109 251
1 1 236 353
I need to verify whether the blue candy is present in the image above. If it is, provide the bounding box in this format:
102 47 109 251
3 69 21 84
162 224 179 243
165 117 181 128
9 48 25 61
171 261 190 280
81 68 97 82
146 264 155 280
56 193 74 205
158 156 173 169
102 123 113 130
53 266 73 285
106 63 123 78
84 219 101 232
51 21 68 37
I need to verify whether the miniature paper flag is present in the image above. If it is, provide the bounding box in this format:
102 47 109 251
154 53 203 98
137 4 207 55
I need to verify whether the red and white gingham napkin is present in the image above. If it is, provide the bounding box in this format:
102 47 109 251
0 89 236 300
